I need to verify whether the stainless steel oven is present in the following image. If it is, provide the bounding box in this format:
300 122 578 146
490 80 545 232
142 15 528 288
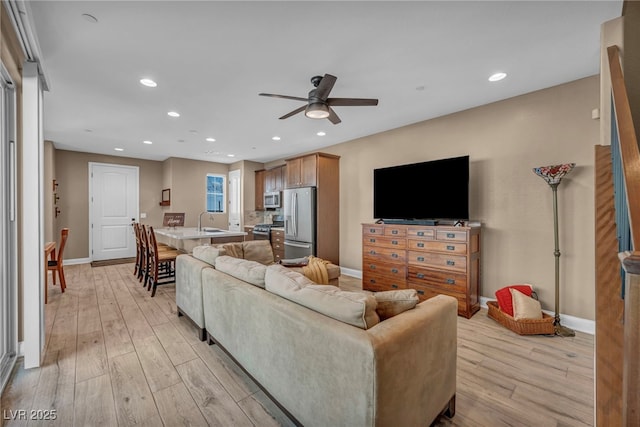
252 226 271 240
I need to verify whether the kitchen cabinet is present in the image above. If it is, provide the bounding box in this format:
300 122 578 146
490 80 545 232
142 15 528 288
255 170 265 210
285 154 318 188
265 165 285 192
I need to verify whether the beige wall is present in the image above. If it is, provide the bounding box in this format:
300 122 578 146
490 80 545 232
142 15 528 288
161 157 230 229
54 150 164 259
319 76 599 320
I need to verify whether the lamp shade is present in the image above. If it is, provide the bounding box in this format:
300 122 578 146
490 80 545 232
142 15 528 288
305 102 330 119
533 163 575 185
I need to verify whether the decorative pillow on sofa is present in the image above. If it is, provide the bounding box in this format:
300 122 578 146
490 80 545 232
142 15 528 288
242 240 275 265
495 284 533 316
216 242 244 259
265 264 380 329
374 289 419 320
214 256 267 288
510 288 543 320
192 245 227 266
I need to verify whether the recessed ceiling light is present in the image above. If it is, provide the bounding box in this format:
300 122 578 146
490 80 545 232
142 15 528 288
81 13 98 23
317 131 326 136
272 136 281 141
143 140 153 145
488 72 507 82
114 148 124 152
167 111 180 117
227 154 235 157
205 137 216 142
139 78 157 88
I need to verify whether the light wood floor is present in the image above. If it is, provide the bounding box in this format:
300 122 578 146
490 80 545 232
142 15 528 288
1 263 594 426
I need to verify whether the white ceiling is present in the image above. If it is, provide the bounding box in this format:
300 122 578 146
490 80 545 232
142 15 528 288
27 1 622 164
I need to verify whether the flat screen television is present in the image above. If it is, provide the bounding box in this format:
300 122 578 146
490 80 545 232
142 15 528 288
373 155 469 221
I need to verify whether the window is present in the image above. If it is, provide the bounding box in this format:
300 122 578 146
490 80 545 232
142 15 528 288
206 174 226 213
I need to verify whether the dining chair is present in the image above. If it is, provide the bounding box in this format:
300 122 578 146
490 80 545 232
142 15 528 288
146 225 181 297
133 222 143 277
138 224 176 285
47 228 69 293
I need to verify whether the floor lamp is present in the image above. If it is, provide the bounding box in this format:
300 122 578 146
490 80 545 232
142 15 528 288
533 163 576 337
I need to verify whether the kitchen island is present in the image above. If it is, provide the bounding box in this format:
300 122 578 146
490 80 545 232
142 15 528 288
154 227 247 252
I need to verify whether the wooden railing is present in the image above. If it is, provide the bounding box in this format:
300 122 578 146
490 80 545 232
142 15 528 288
608 44 640 426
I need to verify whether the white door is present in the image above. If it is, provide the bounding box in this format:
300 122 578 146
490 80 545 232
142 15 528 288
90 163 138 260
228 169 241 231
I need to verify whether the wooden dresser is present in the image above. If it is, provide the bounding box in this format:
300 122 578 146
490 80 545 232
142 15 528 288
362 223 481 318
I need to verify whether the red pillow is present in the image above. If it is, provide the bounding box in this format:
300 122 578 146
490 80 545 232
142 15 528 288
495 284 533 317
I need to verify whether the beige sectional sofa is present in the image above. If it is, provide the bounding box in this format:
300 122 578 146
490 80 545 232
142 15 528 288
176 242 458 426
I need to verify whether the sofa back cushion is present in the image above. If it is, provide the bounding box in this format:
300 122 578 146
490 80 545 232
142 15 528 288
215 256 267 288
192 245 226 266
242 240 274 265
217 242 244 259
265 264 380 329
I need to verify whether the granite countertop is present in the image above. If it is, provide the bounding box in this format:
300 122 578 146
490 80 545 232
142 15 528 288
154 227 247 239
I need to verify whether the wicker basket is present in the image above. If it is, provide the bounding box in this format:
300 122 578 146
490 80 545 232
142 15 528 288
487 301 555 335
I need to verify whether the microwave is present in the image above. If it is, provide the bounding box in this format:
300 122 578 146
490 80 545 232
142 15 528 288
264 191 281 208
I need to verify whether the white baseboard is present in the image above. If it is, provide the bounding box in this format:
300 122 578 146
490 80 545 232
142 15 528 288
341 269 594 335
63 257 91 266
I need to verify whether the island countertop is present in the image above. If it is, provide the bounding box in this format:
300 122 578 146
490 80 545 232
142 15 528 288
154 227 247 239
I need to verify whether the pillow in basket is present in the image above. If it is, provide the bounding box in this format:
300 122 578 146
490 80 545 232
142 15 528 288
510 288 543 320
495 284 533 317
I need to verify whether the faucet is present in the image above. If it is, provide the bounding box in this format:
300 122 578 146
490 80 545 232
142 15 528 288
198 211 211 231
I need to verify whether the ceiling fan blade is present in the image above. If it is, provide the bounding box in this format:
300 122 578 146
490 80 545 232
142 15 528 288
259 93 308 102
327 98 379 107
279 105 307 120
327 107 342 125
314 74 337 100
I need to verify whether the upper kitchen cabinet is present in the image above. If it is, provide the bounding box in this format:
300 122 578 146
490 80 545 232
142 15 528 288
265 165 285 192
255 169 266 210
286 153 339 188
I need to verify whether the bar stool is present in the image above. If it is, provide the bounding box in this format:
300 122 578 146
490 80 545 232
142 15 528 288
47 228 69 294
146 225 180 297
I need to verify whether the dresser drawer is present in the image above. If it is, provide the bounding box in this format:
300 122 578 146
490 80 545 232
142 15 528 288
384 226 407 237
407 251 467 272
363 245 407 263
363 235 406 249
272 241 284 251
362 259 407 279
436 229 468 242
273 251 285 262
407 239 467 255
362 271 407 292
407 227 435 239
363 225 384 236
407 266 467 293
409 284 468 314
271 230 285 242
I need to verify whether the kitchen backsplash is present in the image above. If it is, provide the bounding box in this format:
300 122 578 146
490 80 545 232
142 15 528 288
244 209 283 225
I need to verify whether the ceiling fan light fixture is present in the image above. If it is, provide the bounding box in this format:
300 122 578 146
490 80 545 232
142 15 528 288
305 102 330 119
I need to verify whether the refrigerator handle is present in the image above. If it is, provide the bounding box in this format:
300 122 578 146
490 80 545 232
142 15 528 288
292 192 297 236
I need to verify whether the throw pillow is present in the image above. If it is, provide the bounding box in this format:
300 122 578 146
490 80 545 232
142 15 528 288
242 240 274 265
510 288 543 320
374 289 419 320
495 284 533 316
265 264 380 329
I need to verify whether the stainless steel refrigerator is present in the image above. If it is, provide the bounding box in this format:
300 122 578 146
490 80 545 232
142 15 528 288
284 187 316 259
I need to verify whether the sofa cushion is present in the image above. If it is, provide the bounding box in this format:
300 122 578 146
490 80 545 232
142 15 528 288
192 245 226 266
242 240 275 265
374 289 419 320
215 256 267 288
265 264 380 329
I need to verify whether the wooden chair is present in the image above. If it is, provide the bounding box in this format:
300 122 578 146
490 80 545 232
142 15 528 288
133 222 143 277
146 225 180 297
47 228 69 293
136 223 174 284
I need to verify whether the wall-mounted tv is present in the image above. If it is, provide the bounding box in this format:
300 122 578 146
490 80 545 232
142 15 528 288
373 155 469 221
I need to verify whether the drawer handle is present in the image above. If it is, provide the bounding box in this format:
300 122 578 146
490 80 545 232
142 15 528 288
446 278 455 285
369 250 376 255
370 228 377 233
417 290 425 295
369 238 376 243
417 273 425 279
417 256 425 262
417 231 424 236
391 268 398 274
370 264 376 270
391 284 398 289
446 245 455 251
369 279 376 284
446 260 455 266
392 253 399 258
392 230 398 235
392 240 398 245
447 233 455 238
417 242 424 248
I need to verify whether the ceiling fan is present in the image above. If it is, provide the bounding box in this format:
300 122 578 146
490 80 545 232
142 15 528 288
259 74 378 125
